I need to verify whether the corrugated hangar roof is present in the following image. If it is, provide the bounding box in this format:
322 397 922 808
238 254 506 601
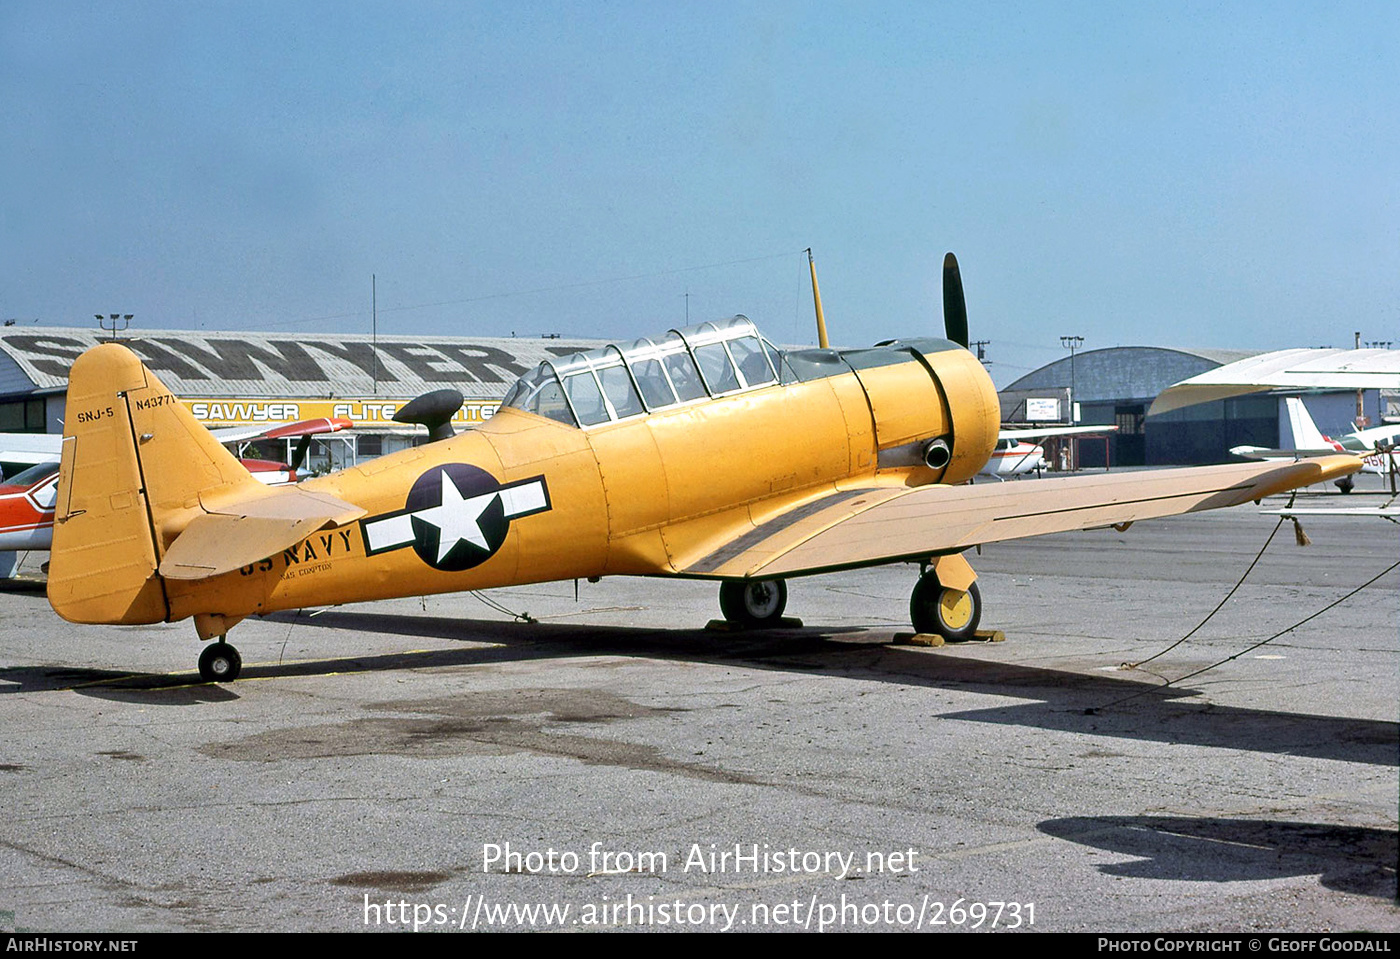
0 327 606 399
1003 346 1261 404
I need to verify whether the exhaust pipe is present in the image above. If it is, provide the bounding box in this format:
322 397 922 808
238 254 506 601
923 437 952 470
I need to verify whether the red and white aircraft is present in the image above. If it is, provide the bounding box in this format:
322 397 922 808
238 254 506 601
980 424 1119 479
0 462 60 552
0 417 352 556
1231 397 1399 492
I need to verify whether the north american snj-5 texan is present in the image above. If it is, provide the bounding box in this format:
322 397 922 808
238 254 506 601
45 255 1359 681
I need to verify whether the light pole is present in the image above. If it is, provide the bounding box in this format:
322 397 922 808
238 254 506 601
1059 335 1083 423
1060 335 1084 470
96 314 133 340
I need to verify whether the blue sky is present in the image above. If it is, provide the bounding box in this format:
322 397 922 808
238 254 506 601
3 1 1396 384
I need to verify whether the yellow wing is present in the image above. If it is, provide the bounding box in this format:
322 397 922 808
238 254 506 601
683 456 1361 579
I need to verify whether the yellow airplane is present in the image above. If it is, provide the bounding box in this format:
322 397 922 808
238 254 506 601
47 256 1361 681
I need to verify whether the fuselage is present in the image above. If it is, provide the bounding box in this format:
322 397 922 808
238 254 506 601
158 319 999 623
0 464 58 551
980 439 1047 477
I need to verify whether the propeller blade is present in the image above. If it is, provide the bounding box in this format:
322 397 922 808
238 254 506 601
289 435 312 472
942 252 968 348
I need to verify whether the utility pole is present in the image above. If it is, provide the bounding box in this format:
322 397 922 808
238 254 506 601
372 274 379 395
1060 335 1084 470
1355 331 1365 426
1060 335 1084 423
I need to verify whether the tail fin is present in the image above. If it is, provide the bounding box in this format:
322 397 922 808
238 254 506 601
1283 396 1336 451
48 344 268 624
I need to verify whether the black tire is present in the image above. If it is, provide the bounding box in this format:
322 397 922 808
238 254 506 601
1336 476 1354 493
719 579 788 626
910 573 981 641
198 641 242 683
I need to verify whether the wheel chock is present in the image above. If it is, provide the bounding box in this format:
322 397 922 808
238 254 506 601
893 629 1005 646
705 616 804 632
893 631 945 647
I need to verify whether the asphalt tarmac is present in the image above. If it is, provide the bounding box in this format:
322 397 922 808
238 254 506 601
1 476 1396 933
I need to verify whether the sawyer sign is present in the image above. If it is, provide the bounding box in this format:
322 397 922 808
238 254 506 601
0 329 600 398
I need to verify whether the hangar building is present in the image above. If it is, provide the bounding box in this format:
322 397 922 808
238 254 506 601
1002 346 1392 466
0 327 602 470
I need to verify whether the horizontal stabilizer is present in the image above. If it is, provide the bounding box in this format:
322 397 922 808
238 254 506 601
161 487 364 580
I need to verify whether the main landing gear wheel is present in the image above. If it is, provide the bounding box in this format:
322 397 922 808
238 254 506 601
1336 476 1355 493
198 641 242 683
910 572 981 642
719 579 788 627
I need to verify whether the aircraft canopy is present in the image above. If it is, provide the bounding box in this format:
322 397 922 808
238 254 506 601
501 316 787 428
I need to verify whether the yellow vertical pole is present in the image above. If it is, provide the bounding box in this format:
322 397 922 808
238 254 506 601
807 248 829 349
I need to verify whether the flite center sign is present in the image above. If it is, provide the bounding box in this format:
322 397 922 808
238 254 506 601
184 398 500 427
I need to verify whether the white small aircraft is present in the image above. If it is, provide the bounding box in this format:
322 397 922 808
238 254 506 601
980 424 1119 479
1231 397 1399 492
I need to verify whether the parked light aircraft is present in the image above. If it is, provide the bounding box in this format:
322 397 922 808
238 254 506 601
46 256 1360 681
981 425 1119 479
2 417 351 481
0 463 60 552
0 458 308 555
1231 396 1398 492
0 418 351 557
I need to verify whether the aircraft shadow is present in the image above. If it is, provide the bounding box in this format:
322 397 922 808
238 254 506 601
1039 815 1397 898
0 664 239 703
11 609 1395 765
257 609 1398 768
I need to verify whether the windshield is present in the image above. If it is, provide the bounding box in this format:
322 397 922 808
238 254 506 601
2 462 59 487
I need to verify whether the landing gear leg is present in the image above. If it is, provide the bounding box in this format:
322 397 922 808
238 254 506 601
193 613 246 683
719 579 788 627
910 557 983 642
198 640 242 683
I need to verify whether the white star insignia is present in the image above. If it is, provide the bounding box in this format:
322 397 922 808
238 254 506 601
413 470 497 562
359 470 550 565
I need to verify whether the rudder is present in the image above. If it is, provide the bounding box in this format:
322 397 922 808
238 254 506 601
48 344 263 624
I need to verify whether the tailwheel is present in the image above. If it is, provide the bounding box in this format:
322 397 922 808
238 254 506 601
910 571 982 642
198 641 242 683
719 579 788 627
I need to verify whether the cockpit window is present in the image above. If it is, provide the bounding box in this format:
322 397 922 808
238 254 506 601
597 350 645 419
501 315 794 428
501 363 578 427
1 462 58 487
728 335 776 388
563 370 610 427
626 339 679 409
693 342 741 394
761 338 799 384
659 334 707 401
